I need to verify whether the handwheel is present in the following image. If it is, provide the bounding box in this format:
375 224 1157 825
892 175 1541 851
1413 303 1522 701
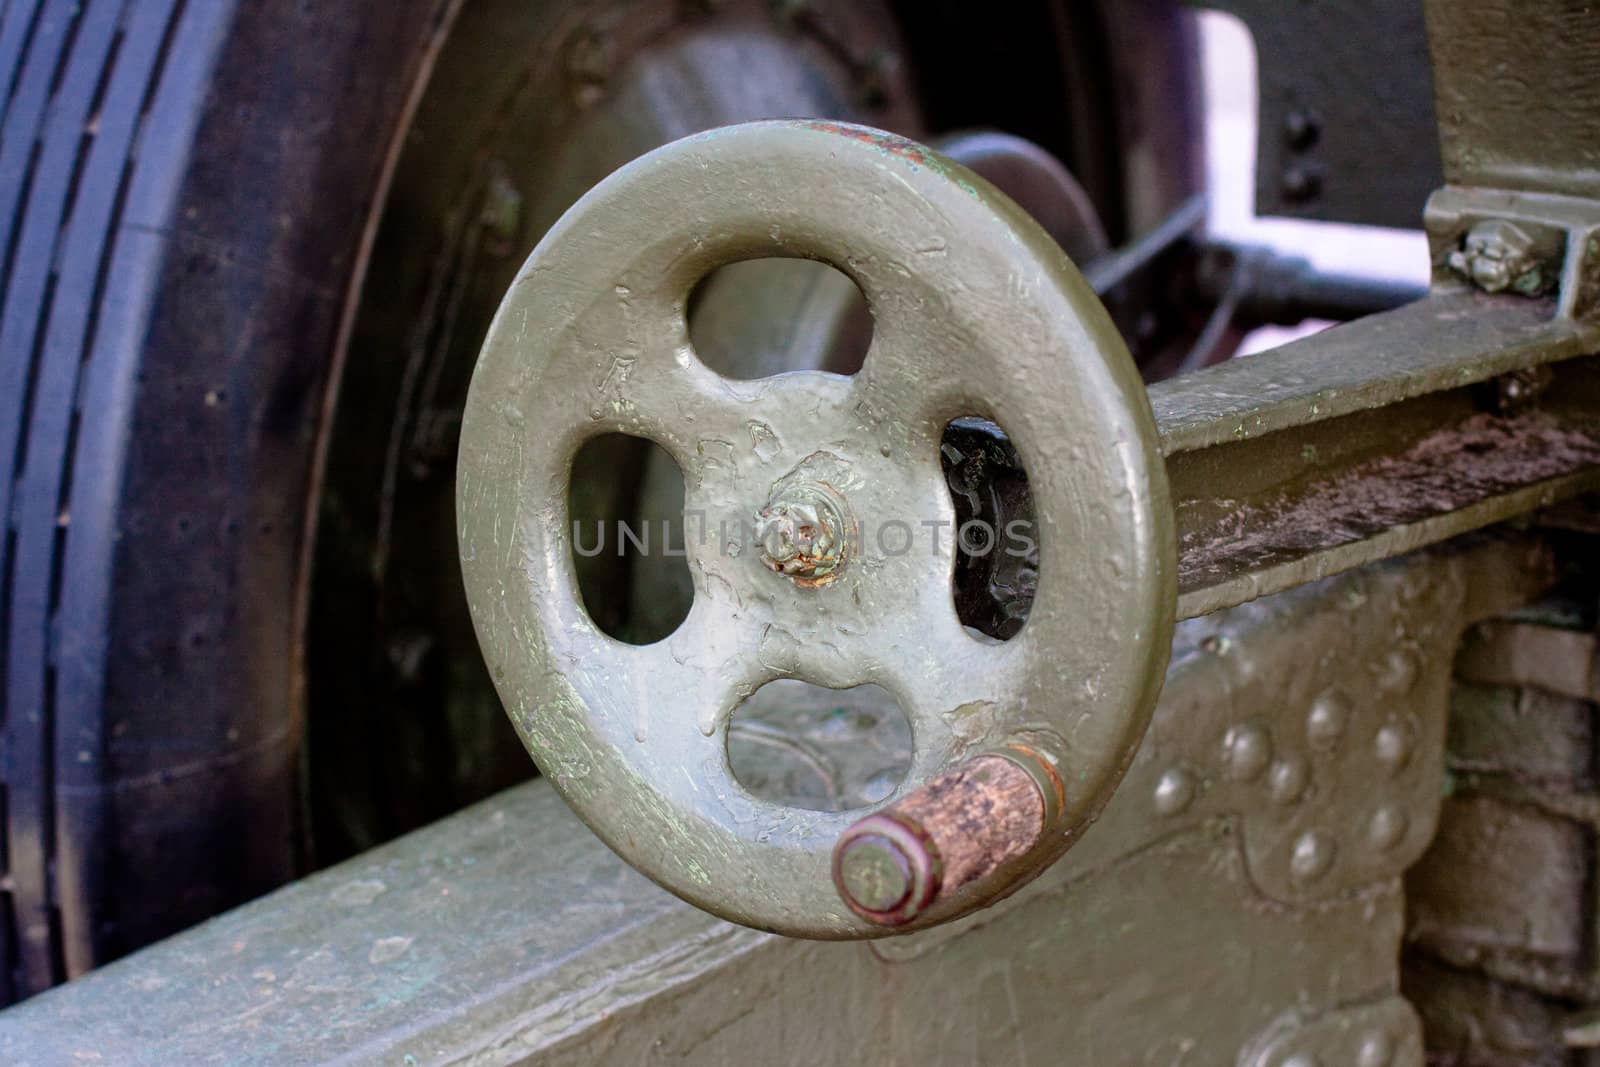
457 120 1175 937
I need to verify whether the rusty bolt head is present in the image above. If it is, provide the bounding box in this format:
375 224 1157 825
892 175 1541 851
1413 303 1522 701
835 834 912 913
1448 219 1543 295
759 500 827 563
756 481 852 584
832 813 940 925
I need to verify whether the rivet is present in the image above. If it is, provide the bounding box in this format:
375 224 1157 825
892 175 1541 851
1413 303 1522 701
1290 830 1335 883
1223 724 1272 782
1267 755 1310 805
1379 647 1420 693
1375 719 1415 775
1368 805 1408 851
1357 1030 1394 1067
1306 690 1351 751
1284 108 1321 150
1281 162 1323 203
1154 768 1196 816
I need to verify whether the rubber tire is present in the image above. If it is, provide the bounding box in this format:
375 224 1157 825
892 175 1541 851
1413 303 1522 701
0 0 450 1000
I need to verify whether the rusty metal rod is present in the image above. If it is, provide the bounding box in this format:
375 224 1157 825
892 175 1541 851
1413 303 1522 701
833 748 1061 925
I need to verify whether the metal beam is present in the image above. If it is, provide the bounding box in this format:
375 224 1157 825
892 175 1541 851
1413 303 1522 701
0 537 1555 1064
1156 291 1600 618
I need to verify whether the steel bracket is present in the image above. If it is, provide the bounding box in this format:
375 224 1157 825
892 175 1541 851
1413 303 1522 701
1427 186 1600 321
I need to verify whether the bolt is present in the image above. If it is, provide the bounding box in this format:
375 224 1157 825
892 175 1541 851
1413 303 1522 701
1284 108 1321 150
835 835 912 913
756 481 852 585
1281 162 1323 203
1357 1031 1395 1067
759 501 820 564
1497 364 1554 410
1447 219 1547 295
832 812 939 925
1368 804 1408 851
1222 723 1272 782
1306 690 1350 750
565 26 612 107
1378 646 1420 693
1267 756 1310 805
1374 719 1414 774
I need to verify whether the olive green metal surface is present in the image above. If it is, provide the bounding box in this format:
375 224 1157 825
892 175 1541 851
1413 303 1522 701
1425 0 1600 203
455 120 1175 937
457 116 1600 939
0 537 1552 1064
1155 292 1600 618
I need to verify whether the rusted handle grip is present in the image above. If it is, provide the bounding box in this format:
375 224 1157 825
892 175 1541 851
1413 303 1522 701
832 747 1062 925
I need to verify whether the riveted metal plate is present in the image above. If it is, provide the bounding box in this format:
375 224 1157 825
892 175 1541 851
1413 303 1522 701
1158 563 1467 903
9 537 1553 1062
1187 0 1442 229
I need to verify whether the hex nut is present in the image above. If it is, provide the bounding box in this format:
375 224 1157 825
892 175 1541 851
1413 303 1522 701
1447 219 1546 295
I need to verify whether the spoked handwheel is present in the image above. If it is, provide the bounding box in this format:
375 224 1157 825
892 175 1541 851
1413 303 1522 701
458 121 1175 936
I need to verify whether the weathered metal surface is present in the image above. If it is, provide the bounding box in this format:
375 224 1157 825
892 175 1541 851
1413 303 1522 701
456 118 1600 938
1186 0 1442 228
1153 296 1597 453
455 120 1175 937
1424 0 1600 203
1426 185 1600 321
832 750 1052 924
954 290 1600 625
1153 292 1600 618
0 537 1552 1063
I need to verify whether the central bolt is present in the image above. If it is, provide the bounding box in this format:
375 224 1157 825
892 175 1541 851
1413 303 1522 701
755 480 852 585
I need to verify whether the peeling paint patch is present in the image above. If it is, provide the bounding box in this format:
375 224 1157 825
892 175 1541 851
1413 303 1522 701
369 936 414 965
